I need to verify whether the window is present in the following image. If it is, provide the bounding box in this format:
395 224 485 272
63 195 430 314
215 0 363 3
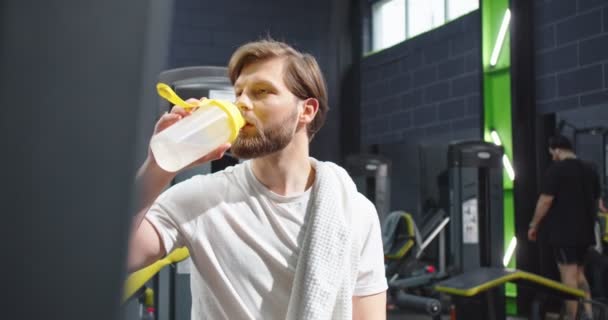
372 0 406 51
447 0 479 20
407 0 445 38
369 0 479 53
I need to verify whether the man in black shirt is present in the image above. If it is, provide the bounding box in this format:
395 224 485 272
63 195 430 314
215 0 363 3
528 135 601 319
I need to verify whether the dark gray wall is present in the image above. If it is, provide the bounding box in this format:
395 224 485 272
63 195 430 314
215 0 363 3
165 0 357 163
535 0 608 114
358 11 481 217
360 11 481 145
376 141 422 217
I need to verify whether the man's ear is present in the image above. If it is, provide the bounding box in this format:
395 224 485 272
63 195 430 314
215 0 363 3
300 98 319 124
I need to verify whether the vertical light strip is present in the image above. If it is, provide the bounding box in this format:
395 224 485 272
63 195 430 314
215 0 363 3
490 9 511 67
490 130 503 146
503 236 517 267
502 155 515 181
491 130 515 181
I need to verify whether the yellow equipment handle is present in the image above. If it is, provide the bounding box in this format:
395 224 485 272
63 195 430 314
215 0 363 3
122 247 190 302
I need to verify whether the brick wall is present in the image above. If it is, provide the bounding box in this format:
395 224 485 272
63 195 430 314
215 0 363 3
166 0 347 162
535 0 608 113
360 11 481 145
168 0 328 67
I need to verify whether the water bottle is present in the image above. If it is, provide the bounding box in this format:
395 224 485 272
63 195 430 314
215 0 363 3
150 99 245 172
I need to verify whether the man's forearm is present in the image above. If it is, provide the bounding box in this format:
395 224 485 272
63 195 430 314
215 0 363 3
352 292 386 320
530 198 551 227
132 158 174 229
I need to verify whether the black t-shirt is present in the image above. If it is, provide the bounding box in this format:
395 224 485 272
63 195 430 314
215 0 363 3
538 159 600 246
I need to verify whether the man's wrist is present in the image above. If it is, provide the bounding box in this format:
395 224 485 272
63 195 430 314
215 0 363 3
138 156 175 185
528 222 537 229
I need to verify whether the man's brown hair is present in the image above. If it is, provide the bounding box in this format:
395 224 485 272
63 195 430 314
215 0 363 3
228 39 328 140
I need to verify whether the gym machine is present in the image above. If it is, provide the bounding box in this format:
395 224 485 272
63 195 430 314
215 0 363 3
436 140 608 319
345 154 391 224
447 141 505 273
441 140 506 320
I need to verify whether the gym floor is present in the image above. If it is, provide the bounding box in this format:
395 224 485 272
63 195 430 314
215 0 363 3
388 310 528 320
387 311 448 320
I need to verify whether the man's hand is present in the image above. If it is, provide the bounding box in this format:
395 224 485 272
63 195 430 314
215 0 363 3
528 194 553 242
527 226 537 241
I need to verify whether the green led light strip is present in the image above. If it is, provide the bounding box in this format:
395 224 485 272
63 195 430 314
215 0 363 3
481 0 517 305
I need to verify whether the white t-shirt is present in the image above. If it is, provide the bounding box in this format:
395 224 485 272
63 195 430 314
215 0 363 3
146 160 387 320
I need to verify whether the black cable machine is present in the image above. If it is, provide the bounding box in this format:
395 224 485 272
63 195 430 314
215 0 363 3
445 141 505 320
345 154 391 223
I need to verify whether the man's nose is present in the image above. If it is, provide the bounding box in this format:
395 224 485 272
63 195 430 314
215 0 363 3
235 95 253 112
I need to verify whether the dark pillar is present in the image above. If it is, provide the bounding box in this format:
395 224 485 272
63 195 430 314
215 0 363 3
336 0 362 161
510 0 538 315
0 1 173 320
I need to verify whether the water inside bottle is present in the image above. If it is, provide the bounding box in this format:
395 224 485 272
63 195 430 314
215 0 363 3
150 107 232 172
151 139 213 172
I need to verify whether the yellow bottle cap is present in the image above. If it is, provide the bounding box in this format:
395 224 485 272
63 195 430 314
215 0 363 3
154 83 244 142
203 99 245 142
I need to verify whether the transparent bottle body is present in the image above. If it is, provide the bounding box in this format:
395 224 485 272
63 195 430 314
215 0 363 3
150 106 231 172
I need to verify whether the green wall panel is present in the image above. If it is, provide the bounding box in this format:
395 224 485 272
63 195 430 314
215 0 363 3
481 0 516 303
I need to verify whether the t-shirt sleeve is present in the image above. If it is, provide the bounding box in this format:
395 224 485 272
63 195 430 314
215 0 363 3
541 164 559 196
353 197 388 296
145 176 204 255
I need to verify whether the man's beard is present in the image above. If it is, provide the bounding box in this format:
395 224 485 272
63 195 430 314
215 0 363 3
231 110 298 159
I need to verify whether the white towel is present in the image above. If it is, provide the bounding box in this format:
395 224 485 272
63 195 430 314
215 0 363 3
285 159 360 320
